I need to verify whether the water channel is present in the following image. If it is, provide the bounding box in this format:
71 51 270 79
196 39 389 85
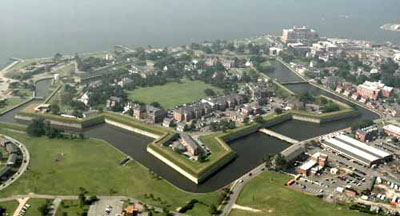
0 61 380 193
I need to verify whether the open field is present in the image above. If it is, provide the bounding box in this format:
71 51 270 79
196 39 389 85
230 171 369 216
0 129 219 215
0 97 28 114
0 200 19 215
25 199 52 216
127 79 223 109
56 200 88 216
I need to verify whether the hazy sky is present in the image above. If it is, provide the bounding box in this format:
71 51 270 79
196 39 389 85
0 0 399 65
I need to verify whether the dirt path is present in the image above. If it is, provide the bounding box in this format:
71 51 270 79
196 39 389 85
232 204 261 213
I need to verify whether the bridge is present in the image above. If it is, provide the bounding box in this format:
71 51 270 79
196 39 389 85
259 128 299 144
280 81 309 85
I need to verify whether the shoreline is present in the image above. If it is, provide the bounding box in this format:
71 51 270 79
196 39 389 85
380 23 400 32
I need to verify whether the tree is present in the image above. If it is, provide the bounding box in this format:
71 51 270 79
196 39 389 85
150 102 162 108
27 118 46 137
38 200 52 215
208 204 218 215
204 88 216 97
274 107 283 114
53 53 63 63
50 104 60 115
0 206 6 215
253 116 265 124
263 154 274 169
273 154 287 171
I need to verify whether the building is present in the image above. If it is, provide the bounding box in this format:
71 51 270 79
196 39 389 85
357 81 393 101
180 133 200 156
162 118 174 128
311 152 328 167
297 159 317 176
282 26 319 44
355 126 379 142
146 106 167 123
322 135 392 166
0 137 11 147
383 124 400 137
7 153 17 166
202 94 244 111
297 152 327 176
173 103 212 122
281 144 305 162
176 122 188 132
106 96 123 108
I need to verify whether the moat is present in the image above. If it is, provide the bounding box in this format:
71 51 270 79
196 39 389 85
0 61 380 193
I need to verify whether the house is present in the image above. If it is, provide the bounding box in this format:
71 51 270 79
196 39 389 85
133 104 146 119
322 76 341 89
357 81 393 101
146 105 167 123
163 118 174 128
180 133 200 156
106 96 123 108
176 122 188 132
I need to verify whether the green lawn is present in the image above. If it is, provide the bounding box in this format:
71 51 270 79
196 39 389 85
0 129 219 215
56 200 88 216
127 79 223 109
25 199 52 216
0 200 19 215
0 97 29 113
230 171 369 216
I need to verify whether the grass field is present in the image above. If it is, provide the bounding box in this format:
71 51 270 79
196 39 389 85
0 97 29 114
0 200 19 215
0 129 219 215
230 171 369 216
127 79 223 109
25 199 52 216
56 200 88 216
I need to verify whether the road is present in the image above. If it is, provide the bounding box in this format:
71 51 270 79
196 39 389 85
0 194 188 216
219 163 267 216
0 135 30 192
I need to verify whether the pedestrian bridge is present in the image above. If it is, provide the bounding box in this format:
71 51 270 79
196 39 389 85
259 128 299 144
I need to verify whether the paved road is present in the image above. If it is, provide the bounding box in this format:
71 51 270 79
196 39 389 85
219 163 267 216
0 135 30 192
13 197 29 216
0 194 188 216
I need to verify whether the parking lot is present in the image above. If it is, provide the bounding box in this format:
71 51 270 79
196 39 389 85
88 197 124 216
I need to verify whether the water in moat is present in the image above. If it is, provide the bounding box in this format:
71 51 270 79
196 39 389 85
0 62 380 193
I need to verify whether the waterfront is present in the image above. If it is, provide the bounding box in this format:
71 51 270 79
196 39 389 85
1 0 400 66
0 61 381 193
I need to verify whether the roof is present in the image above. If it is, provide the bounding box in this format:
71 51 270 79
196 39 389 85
383 124 400 134
7 153 18 165
0 166 11 178
299 159 317 171
6 143 18 154
180 133 199 150
324 138 379 164
336 135 391 158
281 144 305 161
